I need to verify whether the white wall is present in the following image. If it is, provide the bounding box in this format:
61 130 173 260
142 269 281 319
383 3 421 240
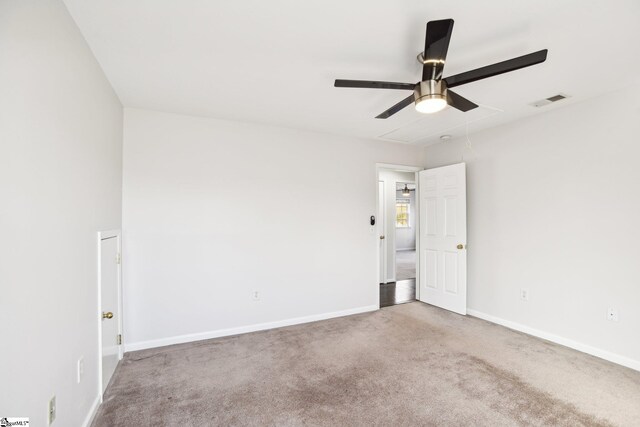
122 108 423 349
378 170 416 282
0 1 123 426
422 85 640 368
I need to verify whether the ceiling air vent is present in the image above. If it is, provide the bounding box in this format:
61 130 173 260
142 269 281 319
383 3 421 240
530 93 570 108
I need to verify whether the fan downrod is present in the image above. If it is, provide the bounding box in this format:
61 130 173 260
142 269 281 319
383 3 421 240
416 52 445 66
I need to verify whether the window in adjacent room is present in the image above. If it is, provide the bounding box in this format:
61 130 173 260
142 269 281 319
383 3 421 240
396 199 410 228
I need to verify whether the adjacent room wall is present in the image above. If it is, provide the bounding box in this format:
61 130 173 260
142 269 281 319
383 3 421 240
421 85 640 368
378 170 416 282
122 108 423 350
395 185 416 251
0 1 123 425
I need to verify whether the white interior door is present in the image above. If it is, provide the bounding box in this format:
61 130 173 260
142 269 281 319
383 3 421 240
378 181 387 284
418 163 467 314
100 235 121 393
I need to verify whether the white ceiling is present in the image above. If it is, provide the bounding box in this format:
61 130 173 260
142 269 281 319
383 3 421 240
63 0 640 145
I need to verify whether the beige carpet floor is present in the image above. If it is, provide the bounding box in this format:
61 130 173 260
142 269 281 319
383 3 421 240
93 302 640 426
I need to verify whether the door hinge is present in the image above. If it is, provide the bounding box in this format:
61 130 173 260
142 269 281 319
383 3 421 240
116 253 121 264
117 334 122 345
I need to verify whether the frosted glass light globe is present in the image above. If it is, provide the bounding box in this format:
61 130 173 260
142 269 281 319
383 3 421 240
415 97 447 114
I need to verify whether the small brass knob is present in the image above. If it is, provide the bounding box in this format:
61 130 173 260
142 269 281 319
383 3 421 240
457 244 464 250
102 311 114 319
380 235 385 240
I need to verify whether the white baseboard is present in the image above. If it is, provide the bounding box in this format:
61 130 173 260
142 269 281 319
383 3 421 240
125 305 379 352
81 394 101 427
467 309 640 372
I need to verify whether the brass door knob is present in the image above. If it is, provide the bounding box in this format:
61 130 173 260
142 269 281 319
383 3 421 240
380 235 385 240
457 244 464 250
102 311 114 319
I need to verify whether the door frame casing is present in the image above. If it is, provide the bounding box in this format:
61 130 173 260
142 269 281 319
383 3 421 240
375 163 423 306
378 180 387 284
97 229 123 400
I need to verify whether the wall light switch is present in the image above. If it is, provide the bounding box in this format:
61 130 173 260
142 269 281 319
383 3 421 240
48 395 56 425
77 357 84 383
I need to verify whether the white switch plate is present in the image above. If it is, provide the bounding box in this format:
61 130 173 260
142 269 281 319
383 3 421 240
251 290 260 301
48 395 56 425
77 356 84 383
607 307 619 322
520 288 529 301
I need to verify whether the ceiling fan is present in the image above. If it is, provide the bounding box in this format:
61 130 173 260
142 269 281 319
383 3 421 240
400 184 414 196
334 19 548 119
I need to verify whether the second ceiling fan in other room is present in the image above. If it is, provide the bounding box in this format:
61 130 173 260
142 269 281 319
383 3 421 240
334 19 548 119
400 184 414 197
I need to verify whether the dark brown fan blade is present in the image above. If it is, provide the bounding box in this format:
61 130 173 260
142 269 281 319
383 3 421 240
447 90 478 112
334 80 416 90
422 19 454 81
444 49 548 88
375 94 414 119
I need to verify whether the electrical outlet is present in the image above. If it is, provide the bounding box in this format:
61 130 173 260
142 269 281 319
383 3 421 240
77 357 84 384
48 395 56 425
251 290 260 301
607 307 619 322
520 288 529 301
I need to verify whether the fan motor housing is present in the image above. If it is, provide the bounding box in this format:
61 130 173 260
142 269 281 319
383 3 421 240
414 79 447 104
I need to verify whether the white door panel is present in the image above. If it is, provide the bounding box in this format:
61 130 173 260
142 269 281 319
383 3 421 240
101 236 121 393
378 181 386 284
419 163 467 314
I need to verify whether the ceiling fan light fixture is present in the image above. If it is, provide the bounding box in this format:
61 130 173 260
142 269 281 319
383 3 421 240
414 79 447 114
415 95 447 114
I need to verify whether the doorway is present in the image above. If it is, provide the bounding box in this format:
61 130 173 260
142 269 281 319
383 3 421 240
98 230 123 396
395 181 416 281
376 165 421 308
